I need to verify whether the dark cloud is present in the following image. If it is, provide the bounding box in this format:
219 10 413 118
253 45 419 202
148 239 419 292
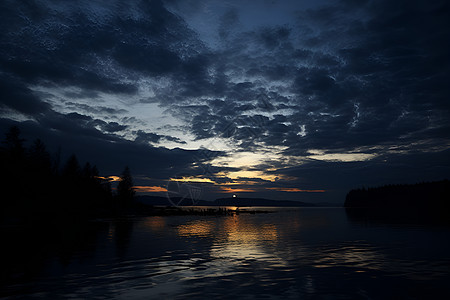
0 117 222 180
98 121 128 133
294 67 336 95
258 26 291 50
134 129 187 145
275 147 450 202
135 130 164 144
0 0 448 202
0 75 51 116
63 113 127 134
219 8 240 40
163 135 187 144
113 44 181 75
0 0 202 98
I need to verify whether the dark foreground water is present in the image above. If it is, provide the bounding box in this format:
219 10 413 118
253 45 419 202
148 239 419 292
2 208 450 299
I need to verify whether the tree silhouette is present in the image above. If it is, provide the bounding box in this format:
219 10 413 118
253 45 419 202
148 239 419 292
25 139 54 214
1 126 25 161
28 139 52 175
62 154 81 178
0 126 119 221
116 166 135 214
0 126 27 217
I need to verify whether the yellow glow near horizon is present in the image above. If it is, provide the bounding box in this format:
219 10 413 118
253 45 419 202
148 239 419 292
217 170 294 182
221 180 260 185
219 187 257 193
208 147 297 184
169 176 216 184
209 149 286 169
95 175 121 182
133 185 168 193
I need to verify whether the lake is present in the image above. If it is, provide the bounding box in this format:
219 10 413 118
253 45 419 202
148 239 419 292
2 207 450 299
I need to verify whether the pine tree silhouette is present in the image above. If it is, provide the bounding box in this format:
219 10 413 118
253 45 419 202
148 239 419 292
116 166 135 214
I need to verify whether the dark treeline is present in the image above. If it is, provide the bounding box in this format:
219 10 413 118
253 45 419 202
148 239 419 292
345 180 450 208
0 126 138 291
0 126 135 223
344 180 450 224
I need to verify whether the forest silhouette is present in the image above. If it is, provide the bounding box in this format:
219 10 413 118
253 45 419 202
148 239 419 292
345 180 450 208
345 180 450 224
0 126 135 224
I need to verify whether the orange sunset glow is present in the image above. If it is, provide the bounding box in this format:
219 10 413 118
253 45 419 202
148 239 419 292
133 186 168 193
95 175 122 182
218 187 257 193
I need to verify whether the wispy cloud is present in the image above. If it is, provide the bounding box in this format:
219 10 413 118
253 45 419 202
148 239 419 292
218 187 257 193
133 186 168 193
170 177 217 184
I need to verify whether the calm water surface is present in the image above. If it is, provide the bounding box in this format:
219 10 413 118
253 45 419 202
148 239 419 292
2 208 450 299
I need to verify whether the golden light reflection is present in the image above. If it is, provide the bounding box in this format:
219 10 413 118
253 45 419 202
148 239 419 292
133 185 168 193
177 220 216 237
143 217 166 231
173 215 280 244
223 219 279 243
209 216 286 266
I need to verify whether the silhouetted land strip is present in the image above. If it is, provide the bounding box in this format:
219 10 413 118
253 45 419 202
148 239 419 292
133 204 269 216
214 197 319 207
135 197 279 215
345 180 450 224
132 195 330 216
137 195 325 208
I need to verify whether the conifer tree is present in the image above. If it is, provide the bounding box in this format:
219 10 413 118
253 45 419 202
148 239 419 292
117 166 135 213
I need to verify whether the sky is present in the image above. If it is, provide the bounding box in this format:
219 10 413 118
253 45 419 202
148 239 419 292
1 0 449 204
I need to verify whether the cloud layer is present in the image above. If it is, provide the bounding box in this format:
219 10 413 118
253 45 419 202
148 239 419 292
1 0 449 202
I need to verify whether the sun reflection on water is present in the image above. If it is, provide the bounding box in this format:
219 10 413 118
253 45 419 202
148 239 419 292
176 219 216 238
143 216 166 231
13 209 448 299
211 215 286 266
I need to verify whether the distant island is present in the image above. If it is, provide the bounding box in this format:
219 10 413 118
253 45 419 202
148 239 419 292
136 195 331 208
344 180 450 224
344 180 450 208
